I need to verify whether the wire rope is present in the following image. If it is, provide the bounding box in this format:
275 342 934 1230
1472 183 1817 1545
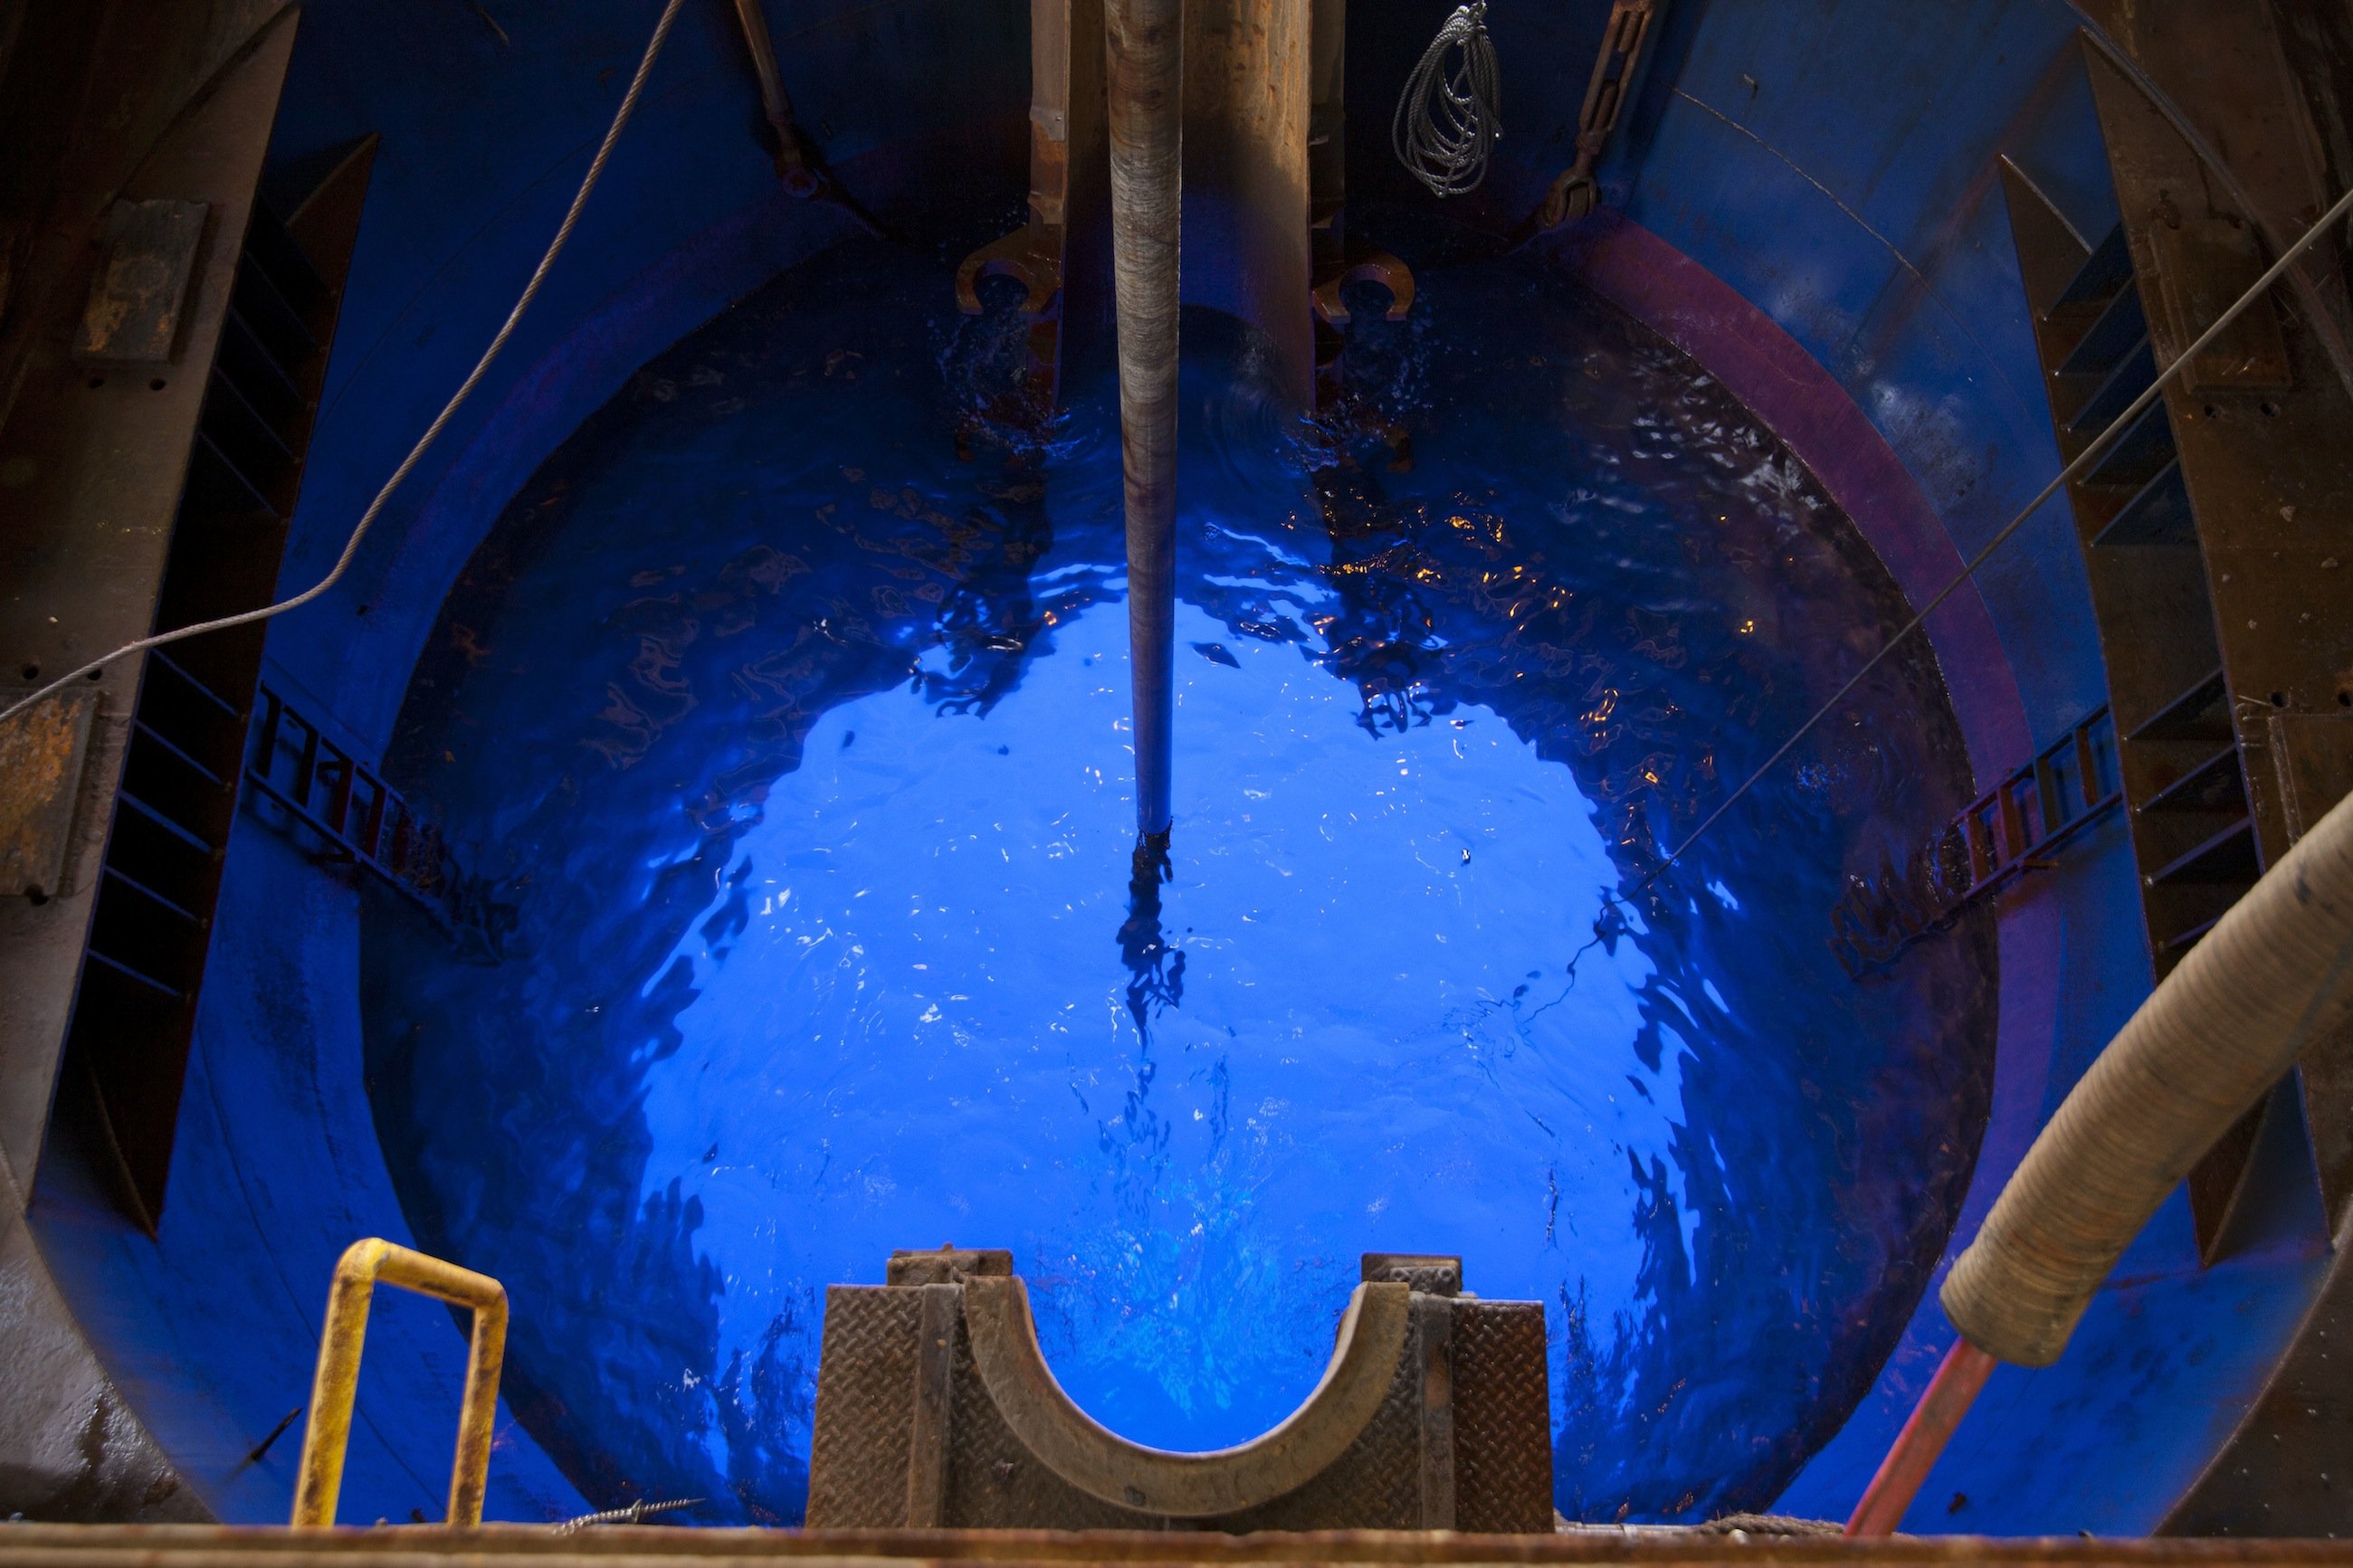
0 0 689 734
1624 177 2353 902
1392 2 1502 198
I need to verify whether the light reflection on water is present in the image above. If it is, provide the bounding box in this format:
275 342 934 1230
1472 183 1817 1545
643 591 1659 1455
364 237 1995 1526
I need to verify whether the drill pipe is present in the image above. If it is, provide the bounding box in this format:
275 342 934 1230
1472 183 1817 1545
1106 0 1183 836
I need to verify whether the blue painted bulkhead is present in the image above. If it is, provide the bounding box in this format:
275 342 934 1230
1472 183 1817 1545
24 0 2327 1534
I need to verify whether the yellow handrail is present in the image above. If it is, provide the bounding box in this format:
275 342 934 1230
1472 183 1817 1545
291 1239 509 1528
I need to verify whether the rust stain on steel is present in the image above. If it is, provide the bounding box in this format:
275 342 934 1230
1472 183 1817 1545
291 1239 509 1529
0 688 95 897
72 200 209 365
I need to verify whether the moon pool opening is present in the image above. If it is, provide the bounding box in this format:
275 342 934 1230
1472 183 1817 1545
362 238 1996 1526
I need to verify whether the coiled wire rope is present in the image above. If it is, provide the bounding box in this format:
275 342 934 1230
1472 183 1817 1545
1392 2 1502 198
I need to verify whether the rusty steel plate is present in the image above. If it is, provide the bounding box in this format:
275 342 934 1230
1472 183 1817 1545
71 198 209 365
0 687 97 898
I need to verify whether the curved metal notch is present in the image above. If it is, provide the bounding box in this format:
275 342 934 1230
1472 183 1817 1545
961 1274 1412 1516
805 1248 1554 1530
1312 252 1415 328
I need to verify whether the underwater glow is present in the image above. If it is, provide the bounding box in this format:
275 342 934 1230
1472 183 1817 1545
640 592 1662 1452
364 238 1995 1525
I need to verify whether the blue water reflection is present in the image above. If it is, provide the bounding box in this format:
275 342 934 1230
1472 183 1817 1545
363 238 1996 1526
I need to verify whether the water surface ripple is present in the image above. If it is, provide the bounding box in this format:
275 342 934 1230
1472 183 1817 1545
365 239 1996 1525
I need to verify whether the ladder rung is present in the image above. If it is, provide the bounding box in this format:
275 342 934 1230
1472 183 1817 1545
2056 223 2134 308
2091 460 2195 549
2057 280 2147 378
81 947 186 1000
2066 337 2158 440
2129 667 2231 744
2147 816 2258 888
129 717 227 790
100 863 206 927
115 792 216 856
2139 742 2243 814
2081 398 2177 489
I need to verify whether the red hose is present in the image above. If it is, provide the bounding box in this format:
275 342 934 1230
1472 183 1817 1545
1844 1337 1999 1536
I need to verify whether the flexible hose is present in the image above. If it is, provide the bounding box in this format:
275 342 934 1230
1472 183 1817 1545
1943 786 2353 1365
1392 2 1501 198
0 0 688 735
1845 801 2353 1532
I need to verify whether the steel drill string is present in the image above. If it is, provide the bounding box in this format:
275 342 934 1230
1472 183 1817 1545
1392 1 1502 198
0 0 690 735
1626 176 2353 901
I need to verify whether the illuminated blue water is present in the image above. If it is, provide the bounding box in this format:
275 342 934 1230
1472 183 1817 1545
364 239 1996 1525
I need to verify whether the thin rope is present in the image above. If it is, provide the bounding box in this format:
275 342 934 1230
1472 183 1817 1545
1392 1 1502 198
0 0 688 735
1628 176 2353 900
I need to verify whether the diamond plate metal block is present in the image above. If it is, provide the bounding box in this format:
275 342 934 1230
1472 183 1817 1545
805 1250 1553 1531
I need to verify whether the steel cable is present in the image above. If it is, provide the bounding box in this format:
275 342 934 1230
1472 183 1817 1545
1392 2 1502 198
0 0 688 734
1625 176 2353 900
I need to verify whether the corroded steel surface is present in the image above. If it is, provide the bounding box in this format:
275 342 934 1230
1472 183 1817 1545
1452 1297 1552 1533
954 0 1110 413
6 1525 2353 1563
0 0 296 1525
1539 0 1666 230
0 689 95 898
2079 12 2353 1245
71 199 208 366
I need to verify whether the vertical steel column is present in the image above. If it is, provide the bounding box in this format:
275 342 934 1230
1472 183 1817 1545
729 0 816 190
1105 0 1183 837
1309 0 1347 276
1181 0 1313 404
